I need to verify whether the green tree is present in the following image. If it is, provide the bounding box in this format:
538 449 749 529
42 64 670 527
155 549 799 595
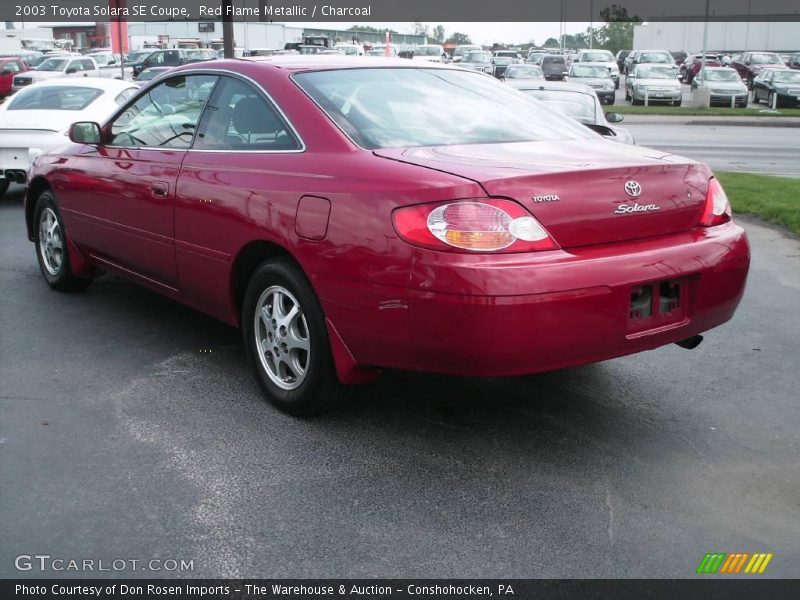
433 25 445 43
445 32 473 45
596 4 641 54
543 37 559 48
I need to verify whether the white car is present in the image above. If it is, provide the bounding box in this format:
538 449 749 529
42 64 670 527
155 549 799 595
0 78 139 196
413 45 446 63
333 44 365 56
451 44 482 62
12 56 100 92
575 49 620 88
86 50 134 80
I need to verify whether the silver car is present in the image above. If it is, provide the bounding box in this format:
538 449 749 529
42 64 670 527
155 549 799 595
691 67 748 107
575 49 620 88
508 80 635 144
625 64 683 106
566 63 616 104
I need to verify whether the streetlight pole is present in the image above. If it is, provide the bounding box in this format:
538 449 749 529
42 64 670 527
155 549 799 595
700 0 710 76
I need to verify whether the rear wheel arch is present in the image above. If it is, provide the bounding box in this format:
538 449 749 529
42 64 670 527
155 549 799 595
231 240 298 324
26 177 52 239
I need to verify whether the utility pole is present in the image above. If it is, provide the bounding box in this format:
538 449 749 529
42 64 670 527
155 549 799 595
223 0 234 58
700 0 710 76
589 0 593 49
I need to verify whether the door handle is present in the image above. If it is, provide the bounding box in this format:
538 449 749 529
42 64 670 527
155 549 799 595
151 182 169 197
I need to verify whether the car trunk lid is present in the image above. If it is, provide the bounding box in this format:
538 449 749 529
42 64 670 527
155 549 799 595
375 139 711 248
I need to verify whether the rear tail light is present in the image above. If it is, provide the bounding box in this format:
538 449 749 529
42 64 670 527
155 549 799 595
699 177 732 227
393 199 558 253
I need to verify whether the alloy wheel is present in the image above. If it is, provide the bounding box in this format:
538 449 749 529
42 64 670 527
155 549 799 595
253 285 310 390
39 207 64 276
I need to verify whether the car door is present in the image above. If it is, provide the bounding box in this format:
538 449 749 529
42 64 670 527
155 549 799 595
61 74 219 288
754 71 769 101
65 59 85 78
173 75 306 319
81 59 98 76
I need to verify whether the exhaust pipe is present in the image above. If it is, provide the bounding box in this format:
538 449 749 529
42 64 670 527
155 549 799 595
4 169 26 184
675 335 703 350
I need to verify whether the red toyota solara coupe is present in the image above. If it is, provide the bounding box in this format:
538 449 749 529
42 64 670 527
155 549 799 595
25 57 750 415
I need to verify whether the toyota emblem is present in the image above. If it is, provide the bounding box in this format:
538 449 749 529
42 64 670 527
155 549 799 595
624 181 642 197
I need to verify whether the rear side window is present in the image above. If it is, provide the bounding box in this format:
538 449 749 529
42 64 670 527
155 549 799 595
194 77 301 151
8 86 103 110
81 60 95 71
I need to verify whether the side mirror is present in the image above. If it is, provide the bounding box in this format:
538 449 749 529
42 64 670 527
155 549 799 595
69 122 102 144
605 112 624 123
65 67 77 74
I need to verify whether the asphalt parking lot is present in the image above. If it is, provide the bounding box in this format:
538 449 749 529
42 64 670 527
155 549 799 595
1 184 799 578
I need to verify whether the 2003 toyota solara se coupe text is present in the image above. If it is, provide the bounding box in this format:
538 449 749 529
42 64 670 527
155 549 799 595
25 57 750 415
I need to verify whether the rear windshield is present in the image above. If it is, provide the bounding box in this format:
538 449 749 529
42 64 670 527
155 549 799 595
293 68 591 150
580 51 614 62
542 56 565 64
8 86 103 110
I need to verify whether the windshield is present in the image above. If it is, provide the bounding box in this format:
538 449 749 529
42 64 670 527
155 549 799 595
528 54 546 64
580 51 614 62
571 65 609 78
750 53 784 65
506 65 543 79
453 46 479 57
493 57 514 65
464 51 492 63
639 53 672 64
773 71 800 83
518 89 596 124
126 51 151 63
417 46 443 56
704 70 740 81
636 66 675 79
8 85 103 111
36 58 68 72
293 68 591 149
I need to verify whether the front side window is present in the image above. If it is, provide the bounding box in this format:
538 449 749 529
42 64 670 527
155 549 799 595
294 68 591 150
81 60 95 71
110 75 218 148
194 77 301 151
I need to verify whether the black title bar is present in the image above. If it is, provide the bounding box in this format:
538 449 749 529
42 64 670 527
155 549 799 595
4 0 800 23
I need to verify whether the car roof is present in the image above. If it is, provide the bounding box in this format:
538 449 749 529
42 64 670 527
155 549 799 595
238 55 454 71
507 80 597 94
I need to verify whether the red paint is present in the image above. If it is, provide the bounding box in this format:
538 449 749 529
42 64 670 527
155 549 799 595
25 59 750 382
0 58 28 97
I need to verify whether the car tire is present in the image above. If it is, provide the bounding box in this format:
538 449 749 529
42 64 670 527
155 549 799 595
632 97 642 106
242 257 345 416
33 190 92 292
625 88 631 101
0 179 9 198
607 97 615 105
615 80 619 90
768 92 777 108
752 90 759 104
673 98 682 107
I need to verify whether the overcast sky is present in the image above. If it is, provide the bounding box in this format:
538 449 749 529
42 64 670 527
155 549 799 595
284 22 593 46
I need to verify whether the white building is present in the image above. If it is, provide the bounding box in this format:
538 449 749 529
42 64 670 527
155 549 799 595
633 21 800 52
127 21 303 52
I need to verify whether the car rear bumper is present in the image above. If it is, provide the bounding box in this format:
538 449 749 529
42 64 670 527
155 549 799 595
320 222 750 377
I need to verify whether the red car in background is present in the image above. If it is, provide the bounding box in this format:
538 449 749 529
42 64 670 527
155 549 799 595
0 56 28 98
681 54 721 84
24 58 750 415
733 51 789 88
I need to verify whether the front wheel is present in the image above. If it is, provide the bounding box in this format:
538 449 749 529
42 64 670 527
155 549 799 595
752 89 759 104
242 258 345 416
34 191 92 292
0 179 9 198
